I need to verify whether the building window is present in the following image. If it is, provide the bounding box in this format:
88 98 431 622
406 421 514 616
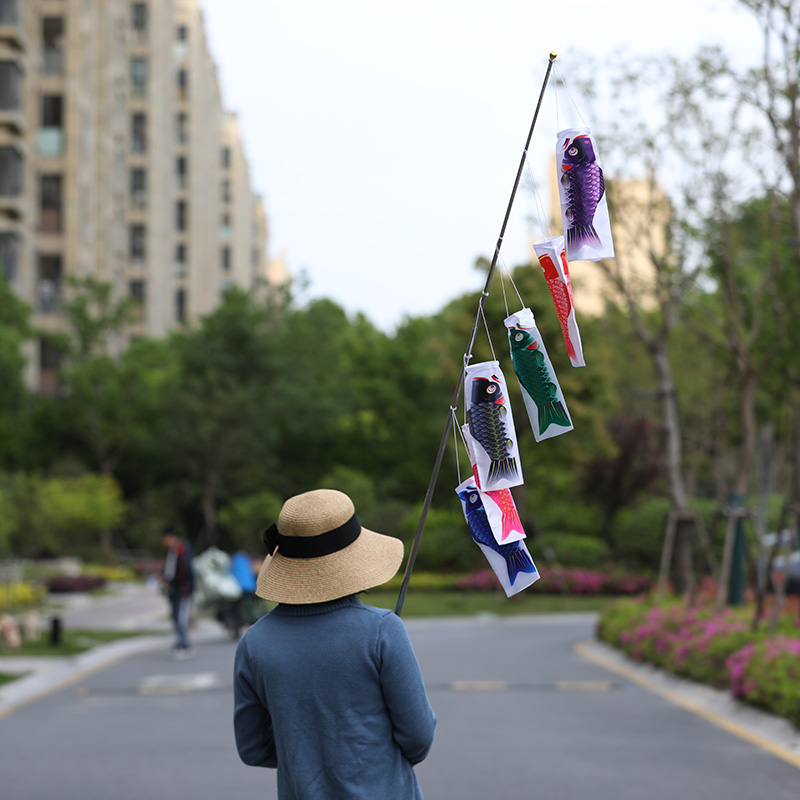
130 57 148 98
176 112 188 144
176 68 187 100
37 254 62 312
0 60 22 110
39 175 62 233
221 246 231 271
0 232 19 285
131 112 147 153
221 146 231 170
39 336 62 395
221 179 231 204
175 288 186 322
174 24 189 59
131 3 147 42
130 168 146 206
220 213 231 239
129 224 146 260
176 155 187 188
175 200 187 231
42 17 64 75
0 146 22 195
174 242 187 276
129 279 146 306
38 95 64 155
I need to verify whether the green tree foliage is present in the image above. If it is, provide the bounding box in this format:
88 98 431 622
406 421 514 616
0 473 124 558
0 279 32 468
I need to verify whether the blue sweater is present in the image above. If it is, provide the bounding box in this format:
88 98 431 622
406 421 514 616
233 596 436 799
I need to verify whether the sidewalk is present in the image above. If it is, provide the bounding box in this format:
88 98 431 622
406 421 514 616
0 582 219 719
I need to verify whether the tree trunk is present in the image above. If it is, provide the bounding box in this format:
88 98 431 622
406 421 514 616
652 341 693 593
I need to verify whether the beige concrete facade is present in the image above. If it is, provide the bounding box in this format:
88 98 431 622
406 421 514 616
0 0 273 391
542 154 663 317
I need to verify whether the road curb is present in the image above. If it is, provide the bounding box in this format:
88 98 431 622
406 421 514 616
575 639 800 771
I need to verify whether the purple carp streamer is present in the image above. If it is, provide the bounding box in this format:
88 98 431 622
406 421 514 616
556 127 614 262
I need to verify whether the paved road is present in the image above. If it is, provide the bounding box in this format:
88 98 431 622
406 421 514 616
2 604 799 799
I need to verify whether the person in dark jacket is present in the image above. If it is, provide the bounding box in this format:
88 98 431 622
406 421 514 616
233 489 436 799
161 526 194 658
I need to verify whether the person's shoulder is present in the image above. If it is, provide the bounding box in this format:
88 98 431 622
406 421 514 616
356 602 408 633
356 600 395 619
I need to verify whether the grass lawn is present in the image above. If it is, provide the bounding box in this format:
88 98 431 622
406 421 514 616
0 671 25 686
361 590 619 617
0 628 146 658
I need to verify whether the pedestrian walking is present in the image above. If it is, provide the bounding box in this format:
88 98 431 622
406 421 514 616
161 525 194 658
233 489 436 799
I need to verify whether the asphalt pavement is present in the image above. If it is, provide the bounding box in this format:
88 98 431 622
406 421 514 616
1 584 799 775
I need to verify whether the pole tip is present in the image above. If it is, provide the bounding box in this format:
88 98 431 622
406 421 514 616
549 51 558 61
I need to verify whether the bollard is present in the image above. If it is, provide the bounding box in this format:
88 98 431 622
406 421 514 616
50 616 62 646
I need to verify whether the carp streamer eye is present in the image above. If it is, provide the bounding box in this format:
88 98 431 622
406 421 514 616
568 146 578 156
469 493 478 503
487 384 497 394
515 332 524 342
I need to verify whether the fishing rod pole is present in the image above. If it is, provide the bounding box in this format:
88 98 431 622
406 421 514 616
395 52 558 616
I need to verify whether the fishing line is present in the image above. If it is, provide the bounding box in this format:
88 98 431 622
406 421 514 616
498 250 525 310
452 408 463 485
394 52 558 616
499 263 510 319
524 154 552 240
553 61 588 129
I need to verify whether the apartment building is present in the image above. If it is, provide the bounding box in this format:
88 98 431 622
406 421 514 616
544 154 665 317
0 0 276 392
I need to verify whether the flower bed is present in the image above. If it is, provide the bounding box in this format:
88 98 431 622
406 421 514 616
45 575 107 593
597 598 800 728
457 567 652 596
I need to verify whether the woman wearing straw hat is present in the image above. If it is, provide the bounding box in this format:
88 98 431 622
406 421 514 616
233 489 436 799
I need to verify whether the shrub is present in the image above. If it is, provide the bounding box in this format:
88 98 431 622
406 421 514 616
458 567 652 596
0 581 47 611
726 636 800 726
82 564 138 582
531 534 611 568
598 599 800 728
399 505 482 573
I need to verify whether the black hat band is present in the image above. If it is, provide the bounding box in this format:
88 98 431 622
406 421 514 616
263 512 362 559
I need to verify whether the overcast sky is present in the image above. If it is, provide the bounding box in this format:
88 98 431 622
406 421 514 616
199 0 758 331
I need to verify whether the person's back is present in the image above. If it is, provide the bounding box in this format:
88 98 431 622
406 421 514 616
233 489 436 799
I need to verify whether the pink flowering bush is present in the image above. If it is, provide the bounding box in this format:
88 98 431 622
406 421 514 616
598 598 800 728
455 568 652 596
726 636 800 727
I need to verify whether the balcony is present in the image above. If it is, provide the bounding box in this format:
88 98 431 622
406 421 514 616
0 104 24 133
0 0 26 52
0 229 18 284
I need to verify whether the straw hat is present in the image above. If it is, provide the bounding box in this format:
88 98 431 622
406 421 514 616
255 489 404 604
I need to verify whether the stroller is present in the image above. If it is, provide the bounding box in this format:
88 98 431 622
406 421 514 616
193 548 269 638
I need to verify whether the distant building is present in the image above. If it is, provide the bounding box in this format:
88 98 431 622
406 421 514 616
0 0 284 392
541 154 666 317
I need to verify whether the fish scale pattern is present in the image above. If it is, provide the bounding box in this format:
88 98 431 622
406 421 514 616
467 403 516 480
